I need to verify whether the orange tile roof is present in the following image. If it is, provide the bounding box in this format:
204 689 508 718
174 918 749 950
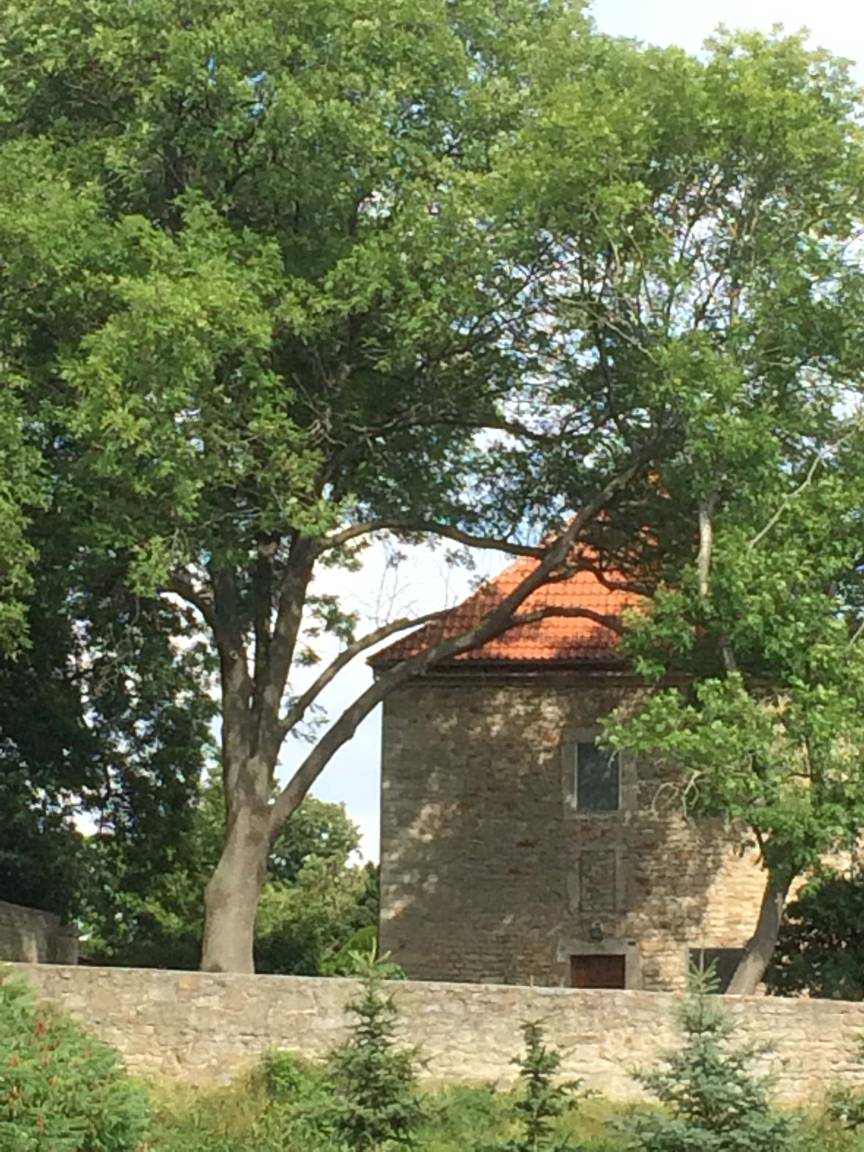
369 554 643 668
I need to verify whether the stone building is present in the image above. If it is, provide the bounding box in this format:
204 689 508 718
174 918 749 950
372 556 767 992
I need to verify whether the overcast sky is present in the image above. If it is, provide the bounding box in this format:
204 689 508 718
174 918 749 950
287 0 864 861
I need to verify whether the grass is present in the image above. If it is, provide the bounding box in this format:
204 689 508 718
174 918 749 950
142 1061 864 1152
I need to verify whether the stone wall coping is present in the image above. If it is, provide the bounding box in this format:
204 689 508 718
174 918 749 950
0 899 62 923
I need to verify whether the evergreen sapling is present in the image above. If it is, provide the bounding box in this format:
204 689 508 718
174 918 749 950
328 948 423 1151
626 968 801 1152
491 1019 586 1152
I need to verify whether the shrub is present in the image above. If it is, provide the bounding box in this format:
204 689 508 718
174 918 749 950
256 1049 336 1148
424 1084 511 1151
624 968 801 1152
327 947 423 1150
0 971 150 1152
824 1035 864 1134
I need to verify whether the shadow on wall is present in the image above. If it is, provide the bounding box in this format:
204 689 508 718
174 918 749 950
378 674 763 991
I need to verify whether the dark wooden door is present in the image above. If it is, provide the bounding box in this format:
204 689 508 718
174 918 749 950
570 954 626 989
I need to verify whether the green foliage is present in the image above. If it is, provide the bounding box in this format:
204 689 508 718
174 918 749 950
140 1061 864 1152
0 972 150 1152
260 1051 328 1106
0 385 45 655
82 780 376 975
822 1035 864 1135
0 0 600 591
324 925 398 978
145 1077 864 1152
327 948 424 1151
6 0 864 974
625 970 800 1152
490 1021 585 1152
766 870 864 1000
827 1086 864 1136
0 504 216 920
254 858 379 978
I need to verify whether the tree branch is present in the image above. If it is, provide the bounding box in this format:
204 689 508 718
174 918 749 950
208 564 255 796
162 572 217 632
254 538 317 762
513 605 626 635
697 494 717 599
268 453 650 839
320 519 545 557
280 608 451 735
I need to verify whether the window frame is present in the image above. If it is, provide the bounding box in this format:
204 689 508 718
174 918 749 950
574 738 622 814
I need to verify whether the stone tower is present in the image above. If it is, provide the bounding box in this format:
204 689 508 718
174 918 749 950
371 556 765 991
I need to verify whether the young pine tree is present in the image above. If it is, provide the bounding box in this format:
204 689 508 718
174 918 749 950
328 948 423 1152
493 1020 585 1152
626 969 800 1152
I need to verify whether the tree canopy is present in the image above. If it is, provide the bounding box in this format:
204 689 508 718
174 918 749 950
83 782 376 975
3 0 864 974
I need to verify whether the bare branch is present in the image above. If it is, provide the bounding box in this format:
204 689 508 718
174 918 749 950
513 605 625 635
697 494 717 599
280 608 450 735
749 423 858 551
320 519 545 557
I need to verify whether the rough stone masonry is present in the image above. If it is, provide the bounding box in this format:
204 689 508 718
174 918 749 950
378 672 767 991
12 963 864 1102
0 900 78 965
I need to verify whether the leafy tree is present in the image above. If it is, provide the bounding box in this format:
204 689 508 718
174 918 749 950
4 1 864 979
603 446 864 994
82 780 377 975
625 969 801 1152
0 0 662 972
565 32 864 994
765 869 864 1001
0 512 215 920
328 948 422 1152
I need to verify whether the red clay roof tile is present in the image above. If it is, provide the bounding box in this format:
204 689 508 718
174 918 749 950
369 554 642 668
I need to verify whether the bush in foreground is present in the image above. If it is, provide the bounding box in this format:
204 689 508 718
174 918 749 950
0 971 150 1152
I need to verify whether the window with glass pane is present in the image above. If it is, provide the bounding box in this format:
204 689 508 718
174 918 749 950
576 741 620 812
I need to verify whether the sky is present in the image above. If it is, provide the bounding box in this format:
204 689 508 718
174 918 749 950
285 0 864 862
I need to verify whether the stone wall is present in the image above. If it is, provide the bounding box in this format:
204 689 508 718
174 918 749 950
0 900 78 964
10 963 864 1103
379 672 767 991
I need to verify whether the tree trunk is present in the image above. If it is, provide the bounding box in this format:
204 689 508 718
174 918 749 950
725 867 793 995
200 802 271 973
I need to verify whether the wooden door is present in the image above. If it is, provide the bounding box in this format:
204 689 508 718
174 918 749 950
570 953 626 989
